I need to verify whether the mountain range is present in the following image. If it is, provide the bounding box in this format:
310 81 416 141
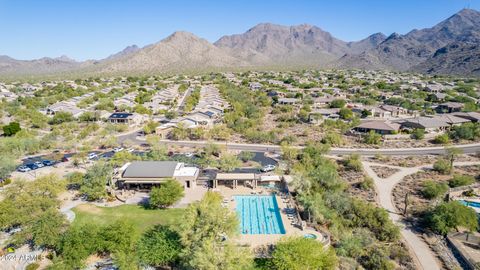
1 8 479 77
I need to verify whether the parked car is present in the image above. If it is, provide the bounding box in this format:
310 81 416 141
184 152 194 158
87 153 98 160
61 156 69 162
42 160 55 166
126 148 135 153
261 164 276 172
25 163 39 170
17 165 31 172
34 161 44 168
113 147 124 153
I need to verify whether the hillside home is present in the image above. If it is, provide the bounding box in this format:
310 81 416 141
353 120 401 135
107 112 142 125
436 102 464 113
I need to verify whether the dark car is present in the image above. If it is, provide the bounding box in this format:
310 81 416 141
25 163 39 170
42 160 55 166
61 157 69 162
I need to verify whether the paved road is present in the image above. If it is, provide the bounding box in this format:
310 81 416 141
153 139 480 156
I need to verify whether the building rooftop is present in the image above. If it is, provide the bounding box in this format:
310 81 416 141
122 161 179 178
356 120 400 131
109 112 134 119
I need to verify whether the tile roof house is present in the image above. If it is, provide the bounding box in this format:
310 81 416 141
436 102 464 113
353 120 401 134
308 108 340 124
47 101 86 118
107 112 143 125
431 114 471 126
277 98 300 105
398 117 450 132
452 112 480 122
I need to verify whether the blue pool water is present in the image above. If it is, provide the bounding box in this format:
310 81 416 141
459 200 480 209
234 195 286 234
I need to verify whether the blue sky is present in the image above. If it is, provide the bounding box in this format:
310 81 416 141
0 0 479 60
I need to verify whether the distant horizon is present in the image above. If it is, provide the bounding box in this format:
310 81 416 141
0 0 479 61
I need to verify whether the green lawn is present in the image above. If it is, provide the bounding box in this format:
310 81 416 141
72 204 184 233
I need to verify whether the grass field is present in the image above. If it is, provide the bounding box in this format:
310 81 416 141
72 204 185 233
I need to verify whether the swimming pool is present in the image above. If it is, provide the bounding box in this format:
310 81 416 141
234 195 286 234
459 200 480 209
304 233 317 239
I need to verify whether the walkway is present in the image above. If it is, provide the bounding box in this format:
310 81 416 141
362 160 480 270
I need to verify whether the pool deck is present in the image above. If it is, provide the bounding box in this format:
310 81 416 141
216 185 326 248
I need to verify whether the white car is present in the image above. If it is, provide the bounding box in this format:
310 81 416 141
261 164 276 172
126 148 135 153
17 165 31 172
113 147 124 153
87 153 98 160
184 152 194 158
34 161 45 168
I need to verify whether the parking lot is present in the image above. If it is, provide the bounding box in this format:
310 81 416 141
16 149 278 177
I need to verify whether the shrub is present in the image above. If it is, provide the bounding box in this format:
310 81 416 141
26 263 40 270
359 248 395 270
411 129 425 140
360 176 374 190
271 237 337 270
433 158 452 174
450 122 480 140
330 99 346 108
321 132 343 146
426 201 478 235
433 133 450 144
149 179 184 208
363 130 382 145
339 108 353 120
2 122 21 136
462 189 476 197
137 225 181 267
421 180 448 199
0 178 12 187
238 151 255 162
343 154 363 172
448 174 475 188
49 112 74 125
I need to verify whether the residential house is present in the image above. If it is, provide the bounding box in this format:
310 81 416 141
249 82 262 91
452 112 480 123
398 117 450 132
431 114 470 127
46 101 85 118
353 120 401 135
436 102 464 113
107 112 142 125
277 98 300 105
308 108 340 124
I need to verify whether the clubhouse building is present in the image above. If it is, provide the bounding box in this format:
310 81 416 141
115 161 199 189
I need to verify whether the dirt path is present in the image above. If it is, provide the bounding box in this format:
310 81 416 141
364 162 427 269
363 160 480 270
